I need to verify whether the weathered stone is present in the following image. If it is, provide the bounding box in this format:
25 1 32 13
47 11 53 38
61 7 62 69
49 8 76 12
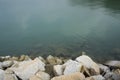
38 56 46 63
0 62 3 69
29 71 50 80
47 55 56 65
0 69 4 80
0 56 11 61
85 75 105 80
51 72 85 80
19 55 31 61
36 71 50 80
11 57 19 61
76 55 100 74
2 61 13 68
63 60 83 75
53 65 63 76
9 58 45 80
56 58 63 65
98 64 110 75
29 75 42 80
104 71 120 80
105 60 120 68
4 73 18 80
5 69 14 74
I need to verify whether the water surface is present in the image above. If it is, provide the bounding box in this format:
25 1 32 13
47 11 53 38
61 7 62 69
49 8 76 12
0 0 120 61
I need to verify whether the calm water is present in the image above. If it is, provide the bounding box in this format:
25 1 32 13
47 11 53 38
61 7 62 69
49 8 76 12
0 0 120 61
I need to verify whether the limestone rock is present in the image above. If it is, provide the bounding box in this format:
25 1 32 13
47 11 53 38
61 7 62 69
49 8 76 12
11 57 19 61
76 55 100 74
38 56 46 63
29 71 50 80
98 64 110 74
35 71 50 80
105 60 120 68
5 69 14 74
53 65 63 76
47 55 56 65
104 71 120 80
63 60 83 75
0 62 3 69
46 55 62 65
0 56 11 61
0 69 4 80
29 75 42 80
2 61 13 68
4 73 18 80
56 58 62 65
19 55 31 61
51 72 85 80
85 75 105 80
9 58 45 80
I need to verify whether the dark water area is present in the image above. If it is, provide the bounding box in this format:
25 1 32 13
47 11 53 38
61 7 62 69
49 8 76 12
0 0 120 61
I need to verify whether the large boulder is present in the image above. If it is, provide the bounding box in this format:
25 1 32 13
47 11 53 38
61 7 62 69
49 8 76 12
51 72 85 80
53 65 63 76
4 73 18 80
29 76 42 80
0 69 4 80
104 72 120 80
29 71 50 80
85 75 105 80
63 60 83 75
105 60 120 68
9 58 45 80
98 64 110 74
38 56 46 63
0 62 3 69
2 61 14 68
19 55 31 61
76 55 100 74
46 55 62 65
46 55 56 65
36 71 50 80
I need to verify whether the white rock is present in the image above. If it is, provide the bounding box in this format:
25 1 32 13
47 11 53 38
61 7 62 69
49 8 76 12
35 71 50 80
76 55 100 74
85 75 105 80
54 65 63 76
29 75 41 80
29 71 50 80
63 60 83 75
98 64 110 73
104 72 120 80
0 62 3 69
9 58 45 80
46 55 56 65
105 60 120 67
92 75 105 80
2 61 13 68
4 73 18 80
38 56 46 63
51 72 85 80
0 69 4 80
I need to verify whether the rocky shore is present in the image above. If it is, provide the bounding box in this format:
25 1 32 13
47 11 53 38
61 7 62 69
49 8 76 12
0 54 120 80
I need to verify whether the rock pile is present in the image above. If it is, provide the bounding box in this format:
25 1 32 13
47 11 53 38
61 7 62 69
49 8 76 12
0 54 120 80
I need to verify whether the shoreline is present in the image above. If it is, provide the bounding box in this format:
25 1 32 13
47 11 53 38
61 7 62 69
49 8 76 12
0 54 120 80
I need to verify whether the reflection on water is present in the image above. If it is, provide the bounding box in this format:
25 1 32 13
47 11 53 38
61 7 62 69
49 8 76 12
70 0 120 13
0 0 120 61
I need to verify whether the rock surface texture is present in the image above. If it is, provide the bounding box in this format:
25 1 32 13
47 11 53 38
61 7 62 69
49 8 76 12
0 54 120 80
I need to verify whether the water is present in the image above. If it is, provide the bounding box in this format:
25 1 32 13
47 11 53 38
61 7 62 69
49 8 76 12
0 0 120 61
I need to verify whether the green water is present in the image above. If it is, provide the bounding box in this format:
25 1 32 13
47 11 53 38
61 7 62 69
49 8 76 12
0 0 120 61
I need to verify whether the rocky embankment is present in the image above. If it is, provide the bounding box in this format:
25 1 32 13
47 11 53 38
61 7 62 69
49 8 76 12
0 54 120 80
